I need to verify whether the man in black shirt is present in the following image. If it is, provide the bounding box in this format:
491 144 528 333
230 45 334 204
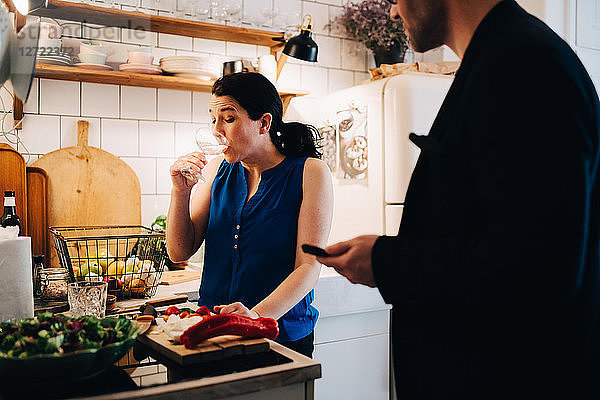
318 1 600 398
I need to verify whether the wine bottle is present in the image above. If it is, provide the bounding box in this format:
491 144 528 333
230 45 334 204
1 191 21 232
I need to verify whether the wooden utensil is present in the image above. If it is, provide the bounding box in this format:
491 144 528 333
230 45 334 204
159 270 202 285
26 166 49 262
0 143 28 235
32 120 141 267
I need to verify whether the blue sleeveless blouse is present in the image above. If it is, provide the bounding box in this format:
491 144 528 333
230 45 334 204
199 156 318 342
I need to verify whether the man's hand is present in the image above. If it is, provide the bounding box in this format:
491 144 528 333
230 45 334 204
317 235 379 287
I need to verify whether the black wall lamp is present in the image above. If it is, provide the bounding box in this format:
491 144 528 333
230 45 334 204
276 15 318 80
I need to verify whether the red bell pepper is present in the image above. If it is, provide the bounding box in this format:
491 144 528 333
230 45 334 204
165 306 180 316
179 311 190 318
196 306 211 316
180 314 278 349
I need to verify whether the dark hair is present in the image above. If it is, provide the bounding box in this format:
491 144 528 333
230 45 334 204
212 72 322 159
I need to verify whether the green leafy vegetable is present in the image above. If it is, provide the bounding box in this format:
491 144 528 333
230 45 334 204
0 313 137 359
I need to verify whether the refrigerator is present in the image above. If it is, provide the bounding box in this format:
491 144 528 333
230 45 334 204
286 72 453 243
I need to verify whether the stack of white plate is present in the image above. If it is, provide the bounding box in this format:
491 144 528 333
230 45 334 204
37 52 72 66
159 56 220 81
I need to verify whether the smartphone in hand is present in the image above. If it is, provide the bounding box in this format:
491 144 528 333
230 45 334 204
301 244 330 257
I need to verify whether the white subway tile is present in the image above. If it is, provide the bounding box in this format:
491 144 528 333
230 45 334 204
354 71 371 86
141 194 171 227
328 5 348 38
158 33 192 50
193 38 226 55
101 118 139 156
81 83 119 118
192 92 211 123
0 82 13 113
276 63 301 90
139 121 174 157
122 28 157 47
226 42 257 58
302 2 329 35
328 69 354 92
242 0 271 26
121 86 157 120
316 35 341 68
121 157 156 194
25 154 40 165
156 158 175 194
40 79 80 116
157 89 192 122
175 122 201 156
301 65 328 97
320 0 342 5
18 115 60 154
152 47 176 65
83 24 121 42
23 79 38 113
175 49 200 57
341 39 367 71
257 46 271 56
61 117 101 148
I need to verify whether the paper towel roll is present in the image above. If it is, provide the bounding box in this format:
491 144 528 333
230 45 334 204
0 237 34 322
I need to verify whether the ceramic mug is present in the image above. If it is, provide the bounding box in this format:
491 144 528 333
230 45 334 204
222 60 247 76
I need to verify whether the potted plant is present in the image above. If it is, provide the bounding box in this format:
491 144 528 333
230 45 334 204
151 215 187 270
328 0 408 67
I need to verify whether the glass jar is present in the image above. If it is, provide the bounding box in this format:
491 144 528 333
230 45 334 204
40 268 70 301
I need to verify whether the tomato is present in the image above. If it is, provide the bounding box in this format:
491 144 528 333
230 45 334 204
165 306 180 316
196 306 211 316
179 311 190 318
162 315 169 322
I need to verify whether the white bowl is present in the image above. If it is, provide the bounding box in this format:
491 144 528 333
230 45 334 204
39 22 63 39
38 38 62 49
78 52 107 65
127 51 154 65
79 42 109 55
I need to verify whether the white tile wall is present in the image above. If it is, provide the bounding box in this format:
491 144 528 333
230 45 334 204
81 83 120 118
139 121 174 157
40 80 80 116
302 2 330 35
175 122 201 156
101 118 139 156
158 33 193 50
328 69 354 93
156 158 176 194
192 92 211 124
157 89 192 122
16 0 375 228
193 38 226 54
121 86 157 120
23 79 38 114
18 115 60 154
61 117 101 148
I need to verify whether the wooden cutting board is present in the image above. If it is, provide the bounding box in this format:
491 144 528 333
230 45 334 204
159 270 203 285
26 166 49 262
137 325 270 366
0 143 28 235
32 121 141 267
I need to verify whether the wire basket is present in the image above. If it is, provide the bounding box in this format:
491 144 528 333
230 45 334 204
49 225 168 299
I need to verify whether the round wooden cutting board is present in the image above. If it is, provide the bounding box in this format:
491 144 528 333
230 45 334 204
32 121 141 266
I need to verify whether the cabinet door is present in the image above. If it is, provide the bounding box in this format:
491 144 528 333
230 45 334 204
314 334 389 400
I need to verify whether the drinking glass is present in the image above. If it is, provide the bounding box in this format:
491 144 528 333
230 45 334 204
180 126 229 183
67 281 108 318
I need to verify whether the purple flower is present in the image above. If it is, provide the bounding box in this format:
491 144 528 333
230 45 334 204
327 0 407 53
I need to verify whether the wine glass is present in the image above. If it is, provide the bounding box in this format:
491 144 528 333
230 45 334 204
180 126 229 184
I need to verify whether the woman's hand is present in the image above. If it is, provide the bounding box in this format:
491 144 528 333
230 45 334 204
213 302 259 319
170 152 208 190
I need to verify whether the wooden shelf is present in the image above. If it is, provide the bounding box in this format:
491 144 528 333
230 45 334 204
34 64 308 98
12 1 308 126
31 0 286 49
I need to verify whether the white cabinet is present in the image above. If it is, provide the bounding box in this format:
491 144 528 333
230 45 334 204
314 333 389 400
313 270 391 400
385 205 403 236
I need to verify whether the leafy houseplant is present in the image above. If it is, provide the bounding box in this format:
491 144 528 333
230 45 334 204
328 0 408 66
